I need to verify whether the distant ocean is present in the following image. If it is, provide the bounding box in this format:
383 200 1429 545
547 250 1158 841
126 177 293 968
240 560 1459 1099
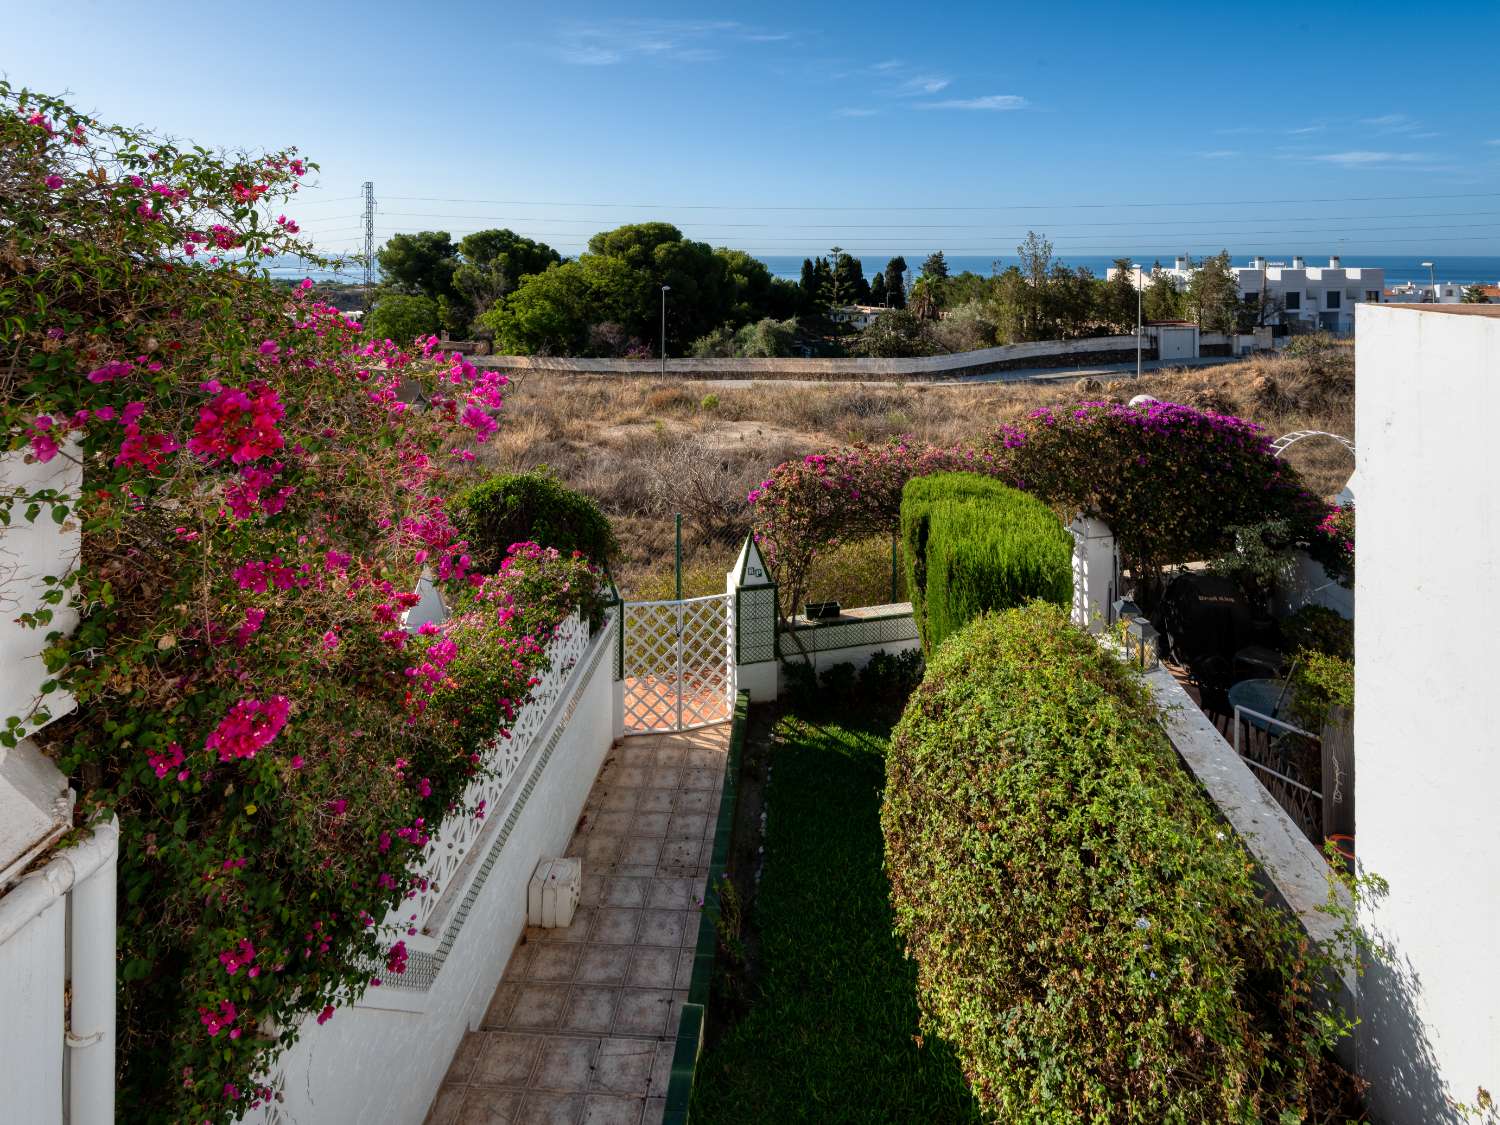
265 253 1500 289
757 254 1500 289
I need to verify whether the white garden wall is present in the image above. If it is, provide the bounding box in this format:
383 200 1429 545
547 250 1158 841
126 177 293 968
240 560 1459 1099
1353 304 1500 1123
245 610 618 1125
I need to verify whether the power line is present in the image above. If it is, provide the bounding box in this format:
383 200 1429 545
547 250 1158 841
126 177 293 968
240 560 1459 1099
380 190 1500 212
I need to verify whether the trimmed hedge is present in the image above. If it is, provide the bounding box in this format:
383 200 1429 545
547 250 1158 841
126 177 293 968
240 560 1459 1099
900 473 1072 652
451 469 618 572
882 603 1352 1122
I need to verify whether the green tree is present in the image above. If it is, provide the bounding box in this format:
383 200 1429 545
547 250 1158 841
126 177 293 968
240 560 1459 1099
1016 231 1054 339
852 309 938 357
883 256 908 310
987 266 1031 343
452 229 560 320
1102 258 1141 335
733 316 800 357
870 270 888 307
377 231 459 304
833 251 870 305
1462 284 1492 303
799 257 817 295
1187 250 1240 333
364 293 440 343
908 277 941 321
1143 264 1185 322
811 256 833 306
920 250 950 280
1049 264 1097 338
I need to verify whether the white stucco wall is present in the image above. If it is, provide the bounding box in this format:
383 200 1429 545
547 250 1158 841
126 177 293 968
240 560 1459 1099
248 617 617 1125
1354 304 1500 1123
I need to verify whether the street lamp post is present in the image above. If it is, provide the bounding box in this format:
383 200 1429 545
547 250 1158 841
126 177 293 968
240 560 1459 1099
1133 263 1144 379
660 284 670 376
1421 261 1436 300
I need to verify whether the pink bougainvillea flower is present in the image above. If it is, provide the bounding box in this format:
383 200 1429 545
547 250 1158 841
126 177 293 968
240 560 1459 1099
321 629 340 652
44 174 63 190
187 381 285 465
317 1005 335 1025
205 696 291 762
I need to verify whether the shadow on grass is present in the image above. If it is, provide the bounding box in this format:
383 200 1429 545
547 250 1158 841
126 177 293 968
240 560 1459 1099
690 710 982 1124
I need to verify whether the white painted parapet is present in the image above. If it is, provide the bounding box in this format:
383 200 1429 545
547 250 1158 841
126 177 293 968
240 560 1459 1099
1069 515 1118 634
1353 303 1500 1123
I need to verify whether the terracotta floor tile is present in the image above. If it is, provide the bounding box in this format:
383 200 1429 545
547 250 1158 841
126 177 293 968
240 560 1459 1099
509 984 569 1031
516 1091 584 1125
613 989 672 1037
590 908 641 945
600 877 647 908
457 1087 524 1125
625 947 678 990
581 1094 645 1125
592 1039 656 1095
526 943 581 983
561 985 618 1034
575 945 632 985
532 1036 600 1093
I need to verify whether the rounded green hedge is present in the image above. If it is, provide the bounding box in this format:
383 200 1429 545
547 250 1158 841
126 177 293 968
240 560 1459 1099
900 472 1073 653
451 470 618 572
882 603 1350 1122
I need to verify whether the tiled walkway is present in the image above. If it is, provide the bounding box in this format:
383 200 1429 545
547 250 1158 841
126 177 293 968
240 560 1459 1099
426 724 729 1125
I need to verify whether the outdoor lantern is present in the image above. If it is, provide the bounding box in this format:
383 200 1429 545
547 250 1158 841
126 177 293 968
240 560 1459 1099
1123 617 1160 670
1112 597 1141 627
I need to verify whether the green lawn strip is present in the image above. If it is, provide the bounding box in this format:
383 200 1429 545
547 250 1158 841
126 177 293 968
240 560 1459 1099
690 714 982 1124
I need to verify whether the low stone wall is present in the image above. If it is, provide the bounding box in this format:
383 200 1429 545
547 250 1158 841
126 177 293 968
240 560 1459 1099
472 336 1154 382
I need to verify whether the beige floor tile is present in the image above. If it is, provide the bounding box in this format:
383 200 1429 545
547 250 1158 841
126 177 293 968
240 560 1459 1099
599 786 640 812
629 812 670 838
600 877 647 908
625 947 679 990
612 766 649 789
674 950 695 990
636 789 674 814
671 790 713 815
642 1096 665 1125
445 1030 486 1084
579 873 605 908
619 838 662 867
532 906 596 945
561 985 618 1033
474 1032 545 1087
509 984 569 1030
613 989 672 1036
517 1091 584 1125
645 766 681 789
532 1036 600 1093
653 747 686 768
636 910 688 948
583 835 623 864
647 1041 676 1098
681 768 717 790
484 982 522 1028
590 908 641 945
589 811 633 838
665 813 707 840
582 1094 645 1125
575 945 632 985
526 943 581 983
656 839 698 871
592 1039 656 1095
426 1083 468 1125
644 878 692 911
457 1087 525 1125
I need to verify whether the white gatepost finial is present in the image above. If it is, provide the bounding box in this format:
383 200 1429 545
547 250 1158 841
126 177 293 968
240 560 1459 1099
726 534 778 701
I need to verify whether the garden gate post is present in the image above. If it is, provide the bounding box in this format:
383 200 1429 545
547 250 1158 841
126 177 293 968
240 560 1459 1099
1069 515 1118 634
725 534 779 701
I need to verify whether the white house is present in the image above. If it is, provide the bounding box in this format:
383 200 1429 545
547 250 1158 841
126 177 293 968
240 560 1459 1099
1109 255 1385 334
829 304 885 329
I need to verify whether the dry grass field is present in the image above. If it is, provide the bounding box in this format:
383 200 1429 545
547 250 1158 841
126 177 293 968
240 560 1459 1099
476 343 1356 605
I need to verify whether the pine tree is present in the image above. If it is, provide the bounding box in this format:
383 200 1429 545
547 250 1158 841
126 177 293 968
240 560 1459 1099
799 257 816 294
884 256 907 310
920 250 950 280
871 270 888 307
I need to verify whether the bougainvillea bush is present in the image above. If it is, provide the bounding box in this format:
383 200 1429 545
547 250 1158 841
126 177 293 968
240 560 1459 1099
747 439 1006 618
1000 400 1332 602
0 84 602 1122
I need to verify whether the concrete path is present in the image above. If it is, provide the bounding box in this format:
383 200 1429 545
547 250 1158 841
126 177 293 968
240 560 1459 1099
697 354 1239 390
424 725 729 1125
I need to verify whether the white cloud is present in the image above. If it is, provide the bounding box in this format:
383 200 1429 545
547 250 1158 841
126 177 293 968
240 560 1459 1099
1486 138 1500 146
1286 124 1326 136
871 58 905 71
835 107 878 117
550 20 789 65
1311 150 1434 166
1200 149 1239 159
1360 113 1427 135
897 75 950 95
917 94 1028 111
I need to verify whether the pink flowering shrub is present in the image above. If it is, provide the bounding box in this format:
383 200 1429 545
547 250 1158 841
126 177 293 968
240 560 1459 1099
748 439 1008 617
0 85 603 1123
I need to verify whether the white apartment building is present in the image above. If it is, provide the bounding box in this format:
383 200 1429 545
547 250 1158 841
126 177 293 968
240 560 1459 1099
1108 255 1385 334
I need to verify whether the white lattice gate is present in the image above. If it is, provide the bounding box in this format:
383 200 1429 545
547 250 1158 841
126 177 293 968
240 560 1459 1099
622 593 733 733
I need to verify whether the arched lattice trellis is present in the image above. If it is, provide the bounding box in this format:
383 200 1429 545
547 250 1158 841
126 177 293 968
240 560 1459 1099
1271 430 1355 501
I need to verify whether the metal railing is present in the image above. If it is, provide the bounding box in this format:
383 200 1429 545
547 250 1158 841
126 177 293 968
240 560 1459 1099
1232 704 1323 845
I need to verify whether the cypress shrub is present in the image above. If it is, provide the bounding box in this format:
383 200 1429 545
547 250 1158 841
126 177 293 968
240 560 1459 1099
451 470 618 571
882 603 1354 1122
900 473 1072 652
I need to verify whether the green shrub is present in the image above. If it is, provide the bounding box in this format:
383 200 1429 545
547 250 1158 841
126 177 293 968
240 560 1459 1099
451 469 617 571
900 473 1072 652
1289 650 1354 732
700 392 720 411
858 647 925 707
1280 604 1353 661
364 292 439 343
883 603 1355 1122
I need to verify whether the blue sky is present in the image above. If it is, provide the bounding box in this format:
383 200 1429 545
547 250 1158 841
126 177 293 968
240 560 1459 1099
7 1 1500 262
